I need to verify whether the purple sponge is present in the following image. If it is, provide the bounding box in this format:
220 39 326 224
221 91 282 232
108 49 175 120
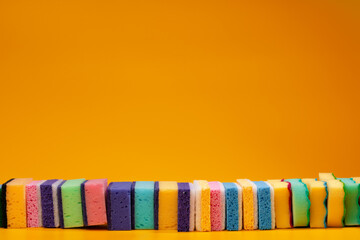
106 182 132 230
178 182 190 232
41 180 58 228
177 182 195 232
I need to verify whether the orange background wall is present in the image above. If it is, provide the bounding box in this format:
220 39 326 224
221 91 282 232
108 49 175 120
1 0 359 183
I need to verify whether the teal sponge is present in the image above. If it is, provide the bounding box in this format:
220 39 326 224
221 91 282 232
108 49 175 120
284 179 310 227
134 181 155 229
339 178 360 226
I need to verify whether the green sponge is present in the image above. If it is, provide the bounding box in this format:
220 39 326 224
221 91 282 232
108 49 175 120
284 179 310 227
61 179 86 228
338 178 360 226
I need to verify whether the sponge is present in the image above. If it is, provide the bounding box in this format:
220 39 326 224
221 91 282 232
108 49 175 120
1 179 15 228
134 181 155 229
177 182 195 232
26 180 44 227
81 179 107 226
338 178 360 226
6 178 33 228
59 179 86 228
236 179 258 230
194 180 211 231
208 181 225 231
267 180 292 228
352 177 360 184
319 173 336 181
223 182 242 231
283 179 310 227
324 179 345 227
253 181 274 230
158 181 178 230
301 179 327 228
41 179 64 228
106 182 132 230
51 179 63 228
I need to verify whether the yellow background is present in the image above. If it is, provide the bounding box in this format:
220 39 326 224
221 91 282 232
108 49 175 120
1 0 360 184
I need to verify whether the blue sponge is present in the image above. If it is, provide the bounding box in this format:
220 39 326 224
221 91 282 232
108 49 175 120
223 182 241 231
254 181 272 230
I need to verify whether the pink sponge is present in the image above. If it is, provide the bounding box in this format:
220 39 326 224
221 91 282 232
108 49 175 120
26 180 44 227
209 181 225 231
83 179 108 226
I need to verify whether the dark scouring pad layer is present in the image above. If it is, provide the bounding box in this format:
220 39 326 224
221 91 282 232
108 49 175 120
154 181 159 230
131 182 135 229
106 182 132 230
57 180 66 228
0 179 14 228
177 182 190 232
81 180 88 226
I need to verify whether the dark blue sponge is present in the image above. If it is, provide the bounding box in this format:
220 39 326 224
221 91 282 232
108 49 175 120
106 182 132 230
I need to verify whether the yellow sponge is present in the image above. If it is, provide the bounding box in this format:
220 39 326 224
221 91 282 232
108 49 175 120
158 181 178 230
319 173 336 181
236 179 258 230
194 180 211 231
267 180 292 228
6 178 33 228
352 177 360 184
326 180 345 227
302 179 327 228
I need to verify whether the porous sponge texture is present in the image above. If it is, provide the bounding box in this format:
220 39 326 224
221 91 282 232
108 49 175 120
267 180 292 229
61 179 86 228
6 178 33 228
302 179 327 228
26 180 43 228
84 179 107 226
208 181 225 231
254 181 272 230
236 179 257 230
284 179 310 227
326 180 345 227
134 181 154 229
223 182 240 231
194 180 211 232
158 181 178 230
338 178 360 226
